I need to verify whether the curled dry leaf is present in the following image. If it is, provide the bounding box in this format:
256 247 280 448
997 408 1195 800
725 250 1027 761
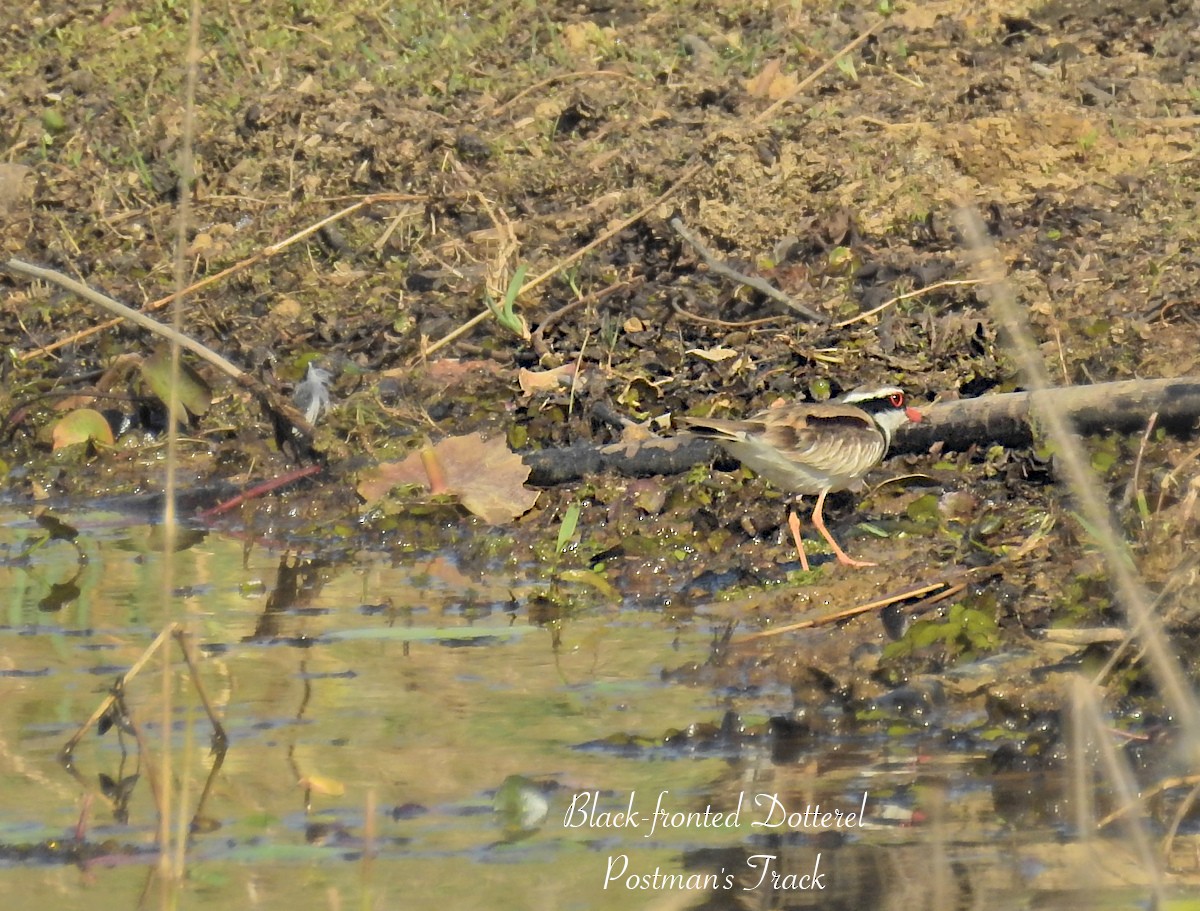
518 362 577 395
357 432 539 524
686 346 740 363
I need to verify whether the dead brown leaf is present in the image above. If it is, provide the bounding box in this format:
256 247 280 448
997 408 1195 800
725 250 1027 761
435 432 539 523
518 363 576 395
356 452 429 506
356 432 538 524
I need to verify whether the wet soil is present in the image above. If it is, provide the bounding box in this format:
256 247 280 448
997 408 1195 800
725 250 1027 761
3 1 1200 774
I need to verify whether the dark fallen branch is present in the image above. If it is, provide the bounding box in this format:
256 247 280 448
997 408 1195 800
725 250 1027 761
897 376 1200 454
524 436 714 487
522 376 1200 486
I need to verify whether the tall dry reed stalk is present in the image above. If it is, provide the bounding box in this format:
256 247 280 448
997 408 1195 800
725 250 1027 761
958 207 1200 901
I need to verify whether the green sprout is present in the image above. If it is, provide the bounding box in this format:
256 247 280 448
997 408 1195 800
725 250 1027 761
485 264 530 338
556 501 581 554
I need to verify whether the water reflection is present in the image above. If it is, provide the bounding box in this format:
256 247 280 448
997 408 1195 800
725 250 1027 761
0 510 1186 909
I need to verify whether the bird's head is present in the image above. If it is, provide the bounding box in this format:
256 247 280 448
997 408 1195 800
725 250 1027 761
840 385 922 449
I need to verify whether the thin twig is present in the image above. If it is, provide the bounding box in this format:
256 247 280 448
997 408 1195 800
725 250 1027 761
730 552 1022 646
1051 325 1070 385
172 627 229 752
1091 558 1192 690
1154 442 1200 514
196 464 323 519
751 23 883 127
7 258 244 377
832 278 983 329
414 160 705 362
17 192 424 360
734 579 953 643
530 277 641 357
669 217 826 323
669 301 785 329
1161 778 1200 864
59 623 179 762
492 69 638 117
414 18 883 362
3 258 316 438
567 330 590 418
1123 412 1157 511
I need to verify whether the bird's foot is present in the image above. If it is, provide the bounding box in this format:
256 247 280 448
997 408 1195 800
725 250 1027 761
833 551 877 569
786 511 811 573
810 500 876 569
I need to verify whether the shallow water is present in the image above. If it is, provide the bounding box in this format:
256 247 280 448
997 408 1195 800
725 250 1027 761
0 508 1181 909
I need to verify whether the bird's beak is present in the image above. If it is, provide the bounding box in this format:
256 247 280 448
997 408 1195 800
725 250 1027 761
904 406 923 423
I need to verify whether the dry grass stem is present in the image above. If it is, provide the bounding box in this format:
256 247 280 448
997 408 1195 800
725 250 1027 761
17 192 423 361
418 15 885 363
416 160 705 362
956 206 1200 755
1071 678 1165 899
831 278 984 329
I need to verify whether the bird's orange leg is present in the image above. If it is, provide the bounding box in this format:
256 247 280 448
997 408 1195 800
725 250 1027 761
786 511 811 572
811 489 876 568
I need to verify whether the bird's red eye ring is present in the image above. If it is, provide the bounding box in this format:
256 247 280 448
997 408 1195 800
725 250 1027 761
889 392 905 408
